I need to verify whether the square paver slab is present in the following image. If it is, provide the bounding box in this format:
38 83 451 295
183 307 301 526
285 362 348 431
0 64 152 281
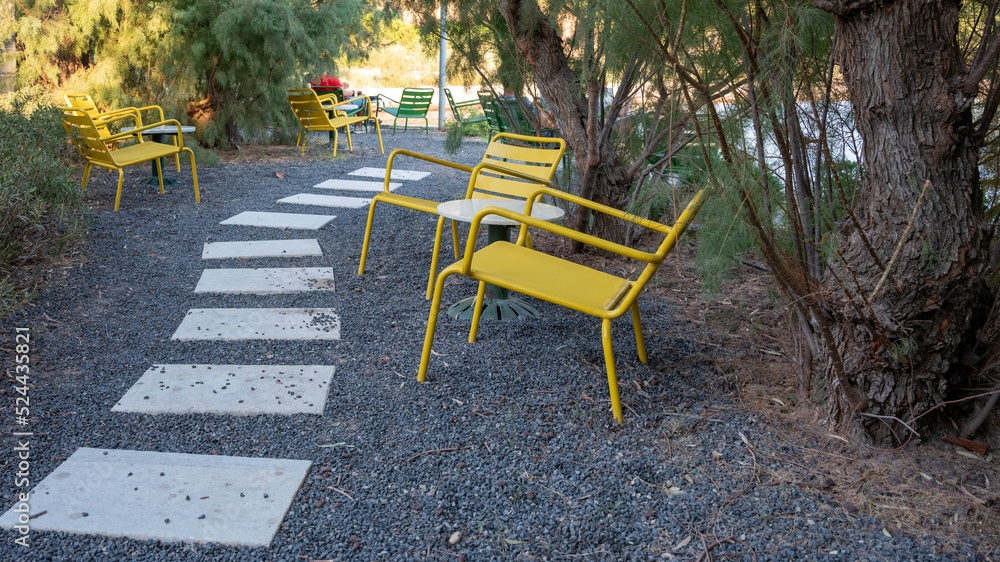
112 364 334 415
202 240 323 260
194 268 335 294
0 447 311 547
313 179 402 192
348 167 430 181
172 308 341 341
277 194 370 208
220 211 335 230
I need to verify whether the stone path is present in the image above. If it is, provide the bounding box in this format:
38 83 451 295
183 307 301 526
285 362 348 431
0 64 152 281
0 166 432 547
194 267 336 294
202 239 323 259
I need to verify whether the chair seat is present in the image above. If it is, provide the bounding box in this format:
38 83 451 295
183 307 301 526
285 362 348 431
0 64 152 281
112 141 181 166
458 241 631 315
380 106 424 118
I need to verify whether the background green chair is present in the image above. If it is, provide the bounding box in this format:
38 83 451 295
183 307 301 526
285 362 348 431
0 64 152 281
378 87 435 134
445 88 488 132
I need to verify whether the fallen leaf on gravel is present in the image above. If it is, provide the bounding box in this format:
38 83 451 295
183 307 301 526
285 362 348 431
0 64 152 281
882 528 892 538
712 450 723 463
275 171 285 179
503 538 528 545
673 536 691 550
582 392 594 403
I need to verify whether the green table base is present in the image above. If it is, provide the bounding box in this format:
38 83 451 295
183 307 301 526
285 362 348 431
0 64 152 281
138 133 179 185
447 295 540 321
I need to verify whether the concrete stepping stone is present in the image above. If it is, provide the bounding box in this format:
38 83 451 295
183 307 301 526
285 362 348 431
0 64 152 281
112 364 334 415
172 308 341 341
202 240 322 260
277 194 370 209
348 167 430 181
194 268 335 294
220 211 335 230
0 447 310 547
313 178 402 192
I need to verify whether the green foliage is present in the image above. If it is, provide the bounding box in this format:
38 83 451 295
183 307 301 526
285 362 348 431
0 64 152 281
0 86 88 317
444 122 464 154
3 0 372 148
164 0 367 148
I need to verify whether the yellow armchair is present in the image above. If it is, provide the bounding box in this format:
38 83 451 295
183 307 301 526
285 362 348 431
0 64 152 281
417 187 707 423
358 132 566 299
287 88 384 157
60 106 200 211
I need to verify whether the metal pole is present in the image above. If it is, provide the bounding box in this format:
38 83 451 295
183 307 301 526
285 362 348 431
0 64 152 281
438 2 447 130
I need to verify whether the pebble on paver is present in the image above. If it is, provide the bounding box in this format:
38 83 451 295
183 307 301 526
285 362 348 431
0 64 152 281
0 448 311 547
201 239 323 260
193 267 335 294
112 364 335 415
220 211 335 230
348 167 431 181
277 194 371 209
171 308 341 341
312 178 402 192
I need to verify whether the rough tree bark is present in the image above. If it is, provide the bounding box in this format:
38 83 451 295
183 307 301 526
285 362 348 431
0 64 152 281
496 0 632 242
812 0 994 445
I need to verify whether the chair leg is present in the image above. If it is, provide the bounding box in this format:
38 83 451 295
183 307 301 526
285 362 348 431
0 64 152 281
427 216 446 300
82 163 93 192
331 129 339 158
450 219 460 259
468 281 487 343
601 319 624 424
374 120 384 154
114 170 125 211
300 131 307 156
345 126 354 152
185 147 200 203
155 158 165 194
630 301 647 363
358 199 380 275
418 269 454 382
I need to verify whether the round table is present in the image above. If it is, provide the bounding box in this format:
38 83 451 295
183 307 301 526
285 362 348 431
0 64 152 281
122 125 196 185
437 198 565 321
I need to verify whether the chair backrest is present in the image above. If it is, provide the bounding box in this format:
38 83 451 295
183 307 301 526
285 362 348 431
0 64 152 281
395 87 434 117
64 94 112 137
312 85 346 101
468 133 566 200
477 90 504 133
288 88 334 129
444 88 462 121
637 189 707 286
59 106 118 167
496 98 533 135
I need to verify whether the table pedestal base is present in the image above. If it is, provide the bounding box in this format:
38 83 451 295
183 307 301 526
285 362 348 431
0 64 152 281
139 174 179 186
447 295 540 321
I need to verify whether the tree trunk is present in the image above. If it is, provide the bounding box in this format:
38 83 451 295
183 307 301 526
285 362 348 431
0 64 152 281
813 0 992 445
497 0 632 242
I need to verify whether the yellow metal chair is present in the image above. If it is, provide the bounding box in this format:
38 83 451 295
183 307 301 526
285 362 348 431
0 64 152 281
358 133 566 299
287 88 384 157
62 94 180 169
60 106 200 211
418 187 707 423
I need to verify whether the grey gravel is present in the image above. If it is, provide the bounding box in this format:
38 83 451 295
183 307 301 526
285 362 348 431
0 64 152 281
0 131 974 560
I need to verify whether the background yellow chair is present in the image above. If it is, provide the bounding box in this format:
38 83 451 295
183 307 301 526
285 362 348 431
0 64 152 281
287 88 383 157
62 94 179 169
418 187 707 423
60 106 199 211
357 132 566 299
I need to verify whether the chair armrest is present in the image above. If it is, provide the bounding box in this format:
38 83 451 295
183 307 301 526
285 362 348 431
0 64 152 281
378 95 400 108
102 120 186 149
383 149 475 192
453 99 480 110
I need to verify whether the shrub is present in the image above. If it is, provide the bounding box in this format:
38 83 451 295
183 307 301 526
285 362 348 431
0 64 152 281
0 87 89 317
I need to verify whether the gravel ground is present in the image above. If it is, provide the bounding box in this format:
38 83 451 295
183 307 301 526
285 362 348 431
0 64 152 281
0 130 974 560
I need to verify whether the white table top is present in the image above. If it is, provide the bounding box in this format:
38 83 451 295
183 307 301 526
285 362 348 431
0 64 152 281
437 198 564 226
122 125 196 135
